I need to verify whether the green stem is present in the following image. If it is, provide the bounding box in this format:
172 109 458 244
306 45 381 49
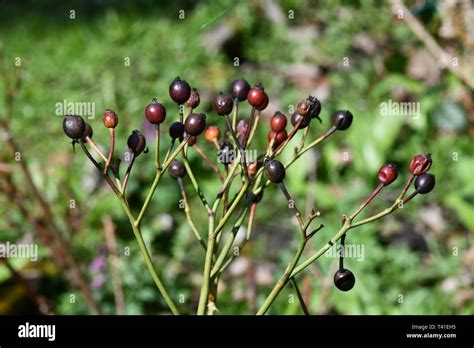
197 212 216 315
290 278 310 315
118 197 179 315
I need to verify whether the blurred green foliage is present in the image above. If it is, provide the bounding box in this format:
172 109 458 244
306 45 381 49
0 0 472 315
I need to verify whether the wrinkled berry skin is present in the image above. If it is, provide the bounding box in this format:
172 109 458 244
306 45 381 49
415 173 436 194
230 79 251 101
213 92 233 116
145 99 166 124
169 121 184 140
409 154 432 176
185 113 206 136
264 159 286 183
334 268 355 291
127 130 147 156
297 96 321 122
185 88 200 109
169 77 191 104
332 110 353 130
63 115 86 140
378 163 398 186
169 160 186 179
103 109 119 128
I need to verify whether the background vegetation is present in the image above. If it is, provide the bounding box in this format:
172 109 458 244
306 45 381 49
0 0 472 315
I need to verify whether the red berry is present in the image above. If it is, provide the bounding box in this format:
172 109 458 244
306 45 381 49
378 163 398 186
255 92 269 111
409 154 432 176
270 112 287 133
267 130 287 147
247 85 266 108
103 109 118 128
145 99 166 124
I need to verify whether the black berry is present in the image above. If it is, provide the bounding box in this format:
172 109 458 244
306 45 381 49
264 159 286 183
169 121 185 140
290 112 311 130
82 123 93 140
334 268 355 291
63 115 86 140
229 79 251 101
414 173 436 194
127 130 147 156
168 160 186 179
332 110 353 130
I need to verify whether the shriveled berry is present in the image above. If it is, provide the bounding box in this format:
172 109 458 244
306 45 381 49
213 92 233 116
409 154 432 176
236 119 249 137
297 98 312 116
103 109 118 128
185 88 200 109
63 115 86 140
145 99 166 124
168 160 186 179
290 112 311 129
378 163 398 186
169 121 184 140
308 97 322 121
81 123 93 141
334 268 355 292
184 113 206 136
205 126 220 142
169 77 191 104
332 110 353 130
229 79 251 101
414 173 435 194
264 159 285 183
270 111 287 133
127 130 147 156
247 85 266 108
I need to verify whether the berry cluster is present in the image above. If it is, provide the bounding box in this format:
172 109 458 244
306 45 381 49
62 77 435 315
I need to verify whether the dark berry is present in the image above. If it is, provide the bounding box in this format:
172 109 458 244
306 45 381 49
212 92 233 116
169 77 191 104
185 88 200 109
229 79 251 101
145 98 166 124
290 112 311 129
127 130 147 156
103 109 118 128
297 96 321 121
296 98 311 116
264 159 285 183
334 268 355 292
308 98 322 121
63 115 86 140
247 85 266 108
187 135 197 146
409 154 432 176
205 126 220 142
414 173 436 194
254 191 263 203
378 163 398 186
218 141 234 165
168 160 186 179
332 110 353 130
184 113 206 136
81 123 93 141
270 111 287 133
169 121 185 140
